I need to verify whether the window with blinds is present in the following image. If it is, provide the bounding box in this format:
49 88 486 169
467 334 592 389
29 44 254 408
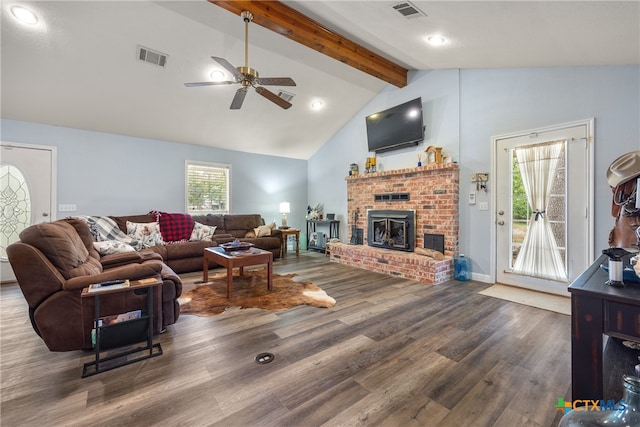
186 161 230 215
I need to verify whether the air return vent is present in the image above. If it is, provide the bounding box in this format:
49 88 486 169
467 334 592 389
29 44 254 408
374 193 410 202
392 2 426 19
137 45 168 67
277 90 295 102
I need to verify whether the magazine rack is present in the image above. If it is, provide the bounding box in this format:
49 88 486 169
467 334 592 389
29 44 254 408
81 277 163 377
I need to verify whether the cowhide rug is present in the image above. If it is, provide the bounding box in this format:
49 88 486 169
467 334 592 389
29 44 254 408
178 268 336 316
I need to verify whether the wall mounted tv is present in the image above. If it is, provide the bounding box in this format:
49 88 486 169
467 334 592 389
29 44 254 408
365 97 424 153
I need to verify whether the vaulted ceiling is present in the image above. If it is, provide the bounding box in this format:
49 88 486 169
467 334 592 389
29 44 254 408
2 1 638 159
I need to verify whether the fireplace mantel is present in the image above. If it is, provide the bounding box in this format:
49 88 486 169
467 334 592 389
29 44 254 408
346 163 458 182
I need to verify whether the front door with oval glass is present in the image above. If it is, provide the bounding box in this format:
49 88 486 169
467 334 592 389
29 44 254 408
1 143 54 283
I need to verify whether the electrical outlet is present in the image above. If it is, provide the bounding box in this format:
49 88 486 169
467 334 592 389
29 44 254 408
468 192 476 205
59 204 77 212
479 202 488 211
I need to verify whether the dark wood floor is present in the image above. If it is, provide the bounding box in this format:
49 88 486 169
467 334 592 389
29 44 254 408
1 252 569 426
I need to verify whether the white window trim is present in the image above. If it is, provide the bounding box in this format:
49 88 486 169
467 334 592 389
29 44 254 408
185 160 231 214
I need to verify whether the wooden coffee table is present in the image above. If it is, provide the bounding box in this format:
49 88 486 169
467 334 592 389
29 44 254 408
203 247 273 298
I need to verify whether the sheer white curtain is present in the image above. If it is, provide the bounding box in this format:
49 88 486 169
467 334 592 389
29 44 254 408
513 141 568 282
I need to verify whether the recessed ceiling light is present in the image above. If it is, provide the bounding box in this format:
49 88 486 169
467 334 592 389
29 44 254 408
11 6 38 25
426 35 446 46
311 100 324 110
210 70 225 81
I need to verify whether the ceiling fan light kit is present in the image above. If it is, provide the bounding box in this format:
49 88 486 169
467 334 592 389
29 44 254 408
185 10 296 110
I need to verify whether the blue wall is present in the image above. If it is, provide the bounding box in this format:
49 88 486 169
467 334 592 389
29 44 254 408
4 65 639 279
0 119 308 230
309 65 640 280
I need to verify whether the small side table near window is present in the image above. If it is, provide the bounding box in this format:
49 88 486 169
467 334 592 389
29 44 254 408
280 228 300 257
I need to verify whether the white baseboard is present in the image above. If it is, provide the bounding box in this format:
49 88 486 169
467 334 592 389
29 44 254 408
471 272 491 283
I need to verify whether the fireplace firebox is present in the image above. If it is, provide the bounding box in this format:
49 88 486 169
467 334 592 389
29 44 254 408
367 210 415 252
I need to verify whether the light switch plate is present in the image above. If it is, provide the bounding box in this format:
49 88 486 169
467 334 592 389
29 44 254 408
59 204 77 212
468 192 476 205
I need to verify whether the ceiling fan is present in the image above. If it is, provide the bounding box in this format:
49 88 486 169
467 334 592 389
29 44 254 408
184 11 296 110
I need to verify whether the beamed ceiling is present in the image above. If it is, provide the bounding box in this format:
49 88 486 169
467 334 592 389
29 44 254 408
2 1 638 159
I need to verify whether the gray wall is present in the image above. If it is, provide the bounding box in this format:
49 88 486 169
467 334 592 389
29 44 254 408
1 119 308 230
308 65 640 280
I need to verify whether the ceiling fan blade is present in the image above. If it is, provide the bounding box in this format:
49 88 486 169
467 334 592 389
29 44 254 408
230 87 248 109
255 86 292 109
184 81 235 87
256 77 296 86
212 56 243 82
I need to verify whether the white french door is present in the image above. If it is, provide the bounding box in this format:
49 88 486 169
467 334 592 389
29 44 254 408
493 120 593 296
1 143 56 283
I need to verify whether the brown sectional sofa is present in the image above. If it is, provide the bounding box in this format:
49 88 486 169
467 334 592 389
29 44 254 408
110 213 282 274
7 218 182 351
6 213 282 352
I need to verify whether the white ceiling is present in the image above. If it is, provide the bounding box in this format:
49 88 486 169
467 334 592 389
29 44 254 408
2 1 639 160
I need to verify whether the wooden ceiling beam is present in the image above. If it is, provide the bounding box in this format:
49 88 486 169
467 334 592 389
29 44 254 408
208 0 408 88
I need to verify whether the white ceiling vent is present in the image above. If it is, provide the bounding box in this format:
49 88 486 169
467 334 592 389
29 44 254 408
137 45 167 67
392 2 426 19
277 90 295 102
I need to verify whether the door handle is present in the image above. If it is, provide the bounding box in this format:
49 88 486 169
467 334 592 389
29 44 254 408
498 210 504 216
42 212 49 217
497 220 505 226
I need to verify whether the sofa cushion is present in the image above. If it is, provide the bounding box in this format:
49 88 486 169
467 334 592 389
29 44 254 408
224 214 264 238
19 221 102 279
149 211 194 242
110 214 156 234
164 240 217 259
191 214 225 233
254 223 275 237
63 218 101 261
126 221 164 248
190 222 217 241
93 240 136 256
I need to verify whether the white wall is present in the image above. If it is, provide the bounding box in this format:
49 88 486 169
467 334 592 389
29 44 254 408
309 65 640 280
1 119 308 230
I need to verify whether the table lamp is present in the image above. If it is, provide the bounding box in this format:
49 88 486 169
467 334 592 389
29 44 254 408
279 202 290 229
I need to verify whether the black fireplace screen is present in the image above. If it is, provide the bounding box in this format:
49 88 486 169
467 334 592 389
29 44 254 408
367 210 415 252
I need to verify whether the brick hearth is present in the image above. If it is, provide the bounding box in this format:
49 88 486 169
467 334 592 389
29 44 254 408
330 164 459 284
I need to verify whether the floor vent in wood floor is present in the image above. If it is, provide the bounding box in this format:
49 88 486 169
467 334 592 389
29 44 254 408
254 353 275 364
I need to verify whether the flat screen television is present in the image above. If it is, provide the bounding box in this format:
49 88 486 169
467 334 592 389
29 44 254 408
365 97 424 153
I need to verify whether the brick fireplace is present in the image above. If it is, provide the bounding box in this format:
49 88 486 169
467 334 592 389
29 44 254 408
328 164 459 284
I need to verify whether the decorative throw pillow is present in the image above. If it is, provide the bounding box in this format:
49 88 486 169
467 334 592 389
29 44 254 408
148 211 194 242
126 221 164 248
253 224 274 237
93 240 136 255
244 230 257 238
189 222 217 241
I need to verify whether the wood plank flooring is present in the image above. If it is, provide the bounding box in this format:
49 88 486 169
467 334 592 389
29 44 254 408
1 252 570 426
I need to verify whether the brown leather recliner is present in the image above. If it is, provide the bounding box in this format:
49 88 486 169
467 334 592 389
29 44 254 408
6 218 182 351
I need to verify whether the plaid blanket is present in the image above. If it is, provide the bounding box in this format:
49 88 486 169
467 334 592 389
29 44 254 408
75 215 147 250
149 211 194 242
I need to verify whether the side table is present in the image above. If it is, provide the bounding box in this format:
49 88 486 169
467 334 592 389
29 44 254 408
280 228 300 257
81 277 163 377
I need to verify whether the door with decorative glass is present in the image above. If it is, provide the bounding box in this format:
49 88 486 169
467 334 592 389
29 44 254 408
1 143 55 283
494 120 593 296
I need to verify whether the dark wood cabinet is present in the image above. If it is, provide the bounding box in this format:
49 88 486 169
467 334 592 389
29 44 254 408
568 254 640 401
